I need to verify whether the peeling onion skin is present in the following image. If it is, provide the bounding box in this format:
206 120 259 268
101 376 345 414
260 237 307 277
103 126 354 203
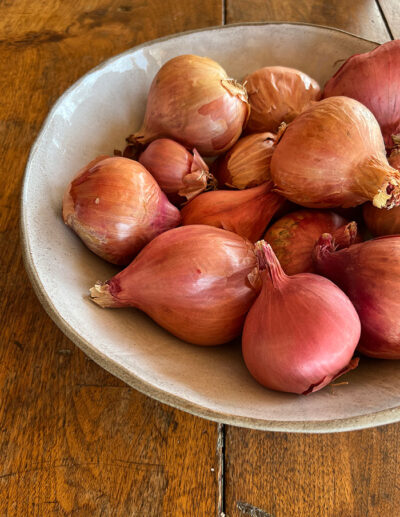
138 139 215 205
265 210 348 275
242 242 360 394
63 156 181 266
323 40 400 149
363 148 400 236
181 182 286 242
215 132 276 189
314 235 400 359
128 55 250 157
271 96 400 209
90 225 260 346
244 66 321 134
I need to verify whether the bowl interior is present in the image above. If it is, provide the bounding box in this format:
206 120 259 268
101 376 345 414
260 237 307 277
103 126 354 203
22 23 400 432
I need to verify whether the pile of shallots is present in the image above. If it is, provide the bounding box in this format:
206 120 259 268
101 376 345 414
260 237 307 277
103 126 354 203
63 44 400 395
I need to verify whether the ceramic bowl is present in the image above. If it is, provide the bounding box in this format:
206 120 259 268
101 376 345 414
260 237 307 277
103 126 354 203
22 22 400 433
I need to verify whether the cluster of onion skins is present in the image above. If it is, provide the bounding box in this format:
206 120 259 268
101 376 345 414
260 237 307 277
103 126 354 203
62 46 400 396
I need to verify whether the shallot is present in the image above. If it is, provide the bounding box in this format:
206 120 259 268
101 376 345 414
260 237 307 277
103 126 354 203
181 182 286 242
323 40 400 149
138 138 215 204
63 156 181 265
264 210 356 275
244 66 321 133
127 55 250 156
90 225 260 345
271 96 400 209
363 148 400 235
314 234 400 359
214 132 276 189
242 242 360 394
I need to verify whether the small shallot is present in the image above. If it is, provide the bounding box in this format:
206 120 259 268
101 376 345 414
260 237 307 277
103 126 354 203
181 182 286 242
244 66 321 133
323 40 400 149
63 156 181 265
214 132 276 189
265 210 357 275
90 225 260 345
139 138 215 204
363 148 400 235
271 96 400 209
242 242 360 394
128 55 250 156
314 234 400 359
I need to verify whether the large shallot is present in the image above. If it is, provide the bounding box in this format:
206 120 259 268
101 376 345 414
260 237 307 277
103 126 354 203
90 225 260 345
242 242 360 394
63 156 181 265
323 40 400 149
314 234 400 359
271 96 400 209
127 55 250 156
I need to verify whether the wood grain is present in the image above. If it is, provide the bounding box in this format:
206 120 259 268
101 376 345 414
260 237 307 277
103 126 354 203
378 0 400 39
0 1 222 515
226 0 391 43
225 425 400 517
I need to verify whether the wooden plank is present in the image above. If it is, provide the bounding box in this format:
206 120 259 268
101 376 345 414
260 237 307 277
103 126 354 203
226 0 390 43
0 0 222 514
378 0 400 39
225 426 400 517
224 3 399 517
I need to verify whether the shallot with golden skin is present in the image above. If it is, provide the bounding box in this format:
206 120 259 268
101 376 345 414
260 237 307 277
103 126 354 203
271 97 400 209
128 55 250 156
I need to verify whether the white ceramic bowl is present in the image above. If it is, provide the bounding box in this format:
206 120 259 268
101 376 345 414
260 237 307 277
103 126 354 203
22 23 400 433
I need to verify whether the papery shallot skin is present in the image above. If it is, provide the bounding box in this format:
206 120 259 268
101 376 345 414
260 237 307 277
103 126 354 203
244 66 321 134
271 96 400 209
363 148 400 236
181 182 286 242
265 210 348 275
314 235 400 359
323 40 400 149
129 55 250 156
242 243 360 394
215 132 276 189
90 225 260 346
63 156 181 265
139 139 214 204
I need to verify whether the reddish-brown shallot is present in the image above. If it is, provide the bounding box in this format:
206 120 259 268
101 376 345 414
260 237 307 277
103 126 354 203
181 182 286 242
323 40 400 149
314 234 400 359
62 156 181 265
264 210 359 275
270 96 400 209
214 132 276 189
138 139 216 204
90 225 260 346
244 66 321 134
363 147 400 235
242 242 360 394
127 55 250 156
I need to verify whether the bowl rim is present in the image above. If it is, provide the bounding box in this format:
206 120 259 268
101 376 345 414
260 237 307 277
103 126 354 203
21 21 391 434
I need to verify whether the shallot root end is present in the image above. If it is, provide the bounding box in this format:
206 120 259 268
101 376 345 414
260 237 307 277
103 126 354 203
89 282 116 308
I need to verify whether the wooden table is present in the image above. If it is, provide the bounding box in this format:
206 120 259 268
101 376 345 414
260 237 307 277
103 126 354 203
2 1 400 515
